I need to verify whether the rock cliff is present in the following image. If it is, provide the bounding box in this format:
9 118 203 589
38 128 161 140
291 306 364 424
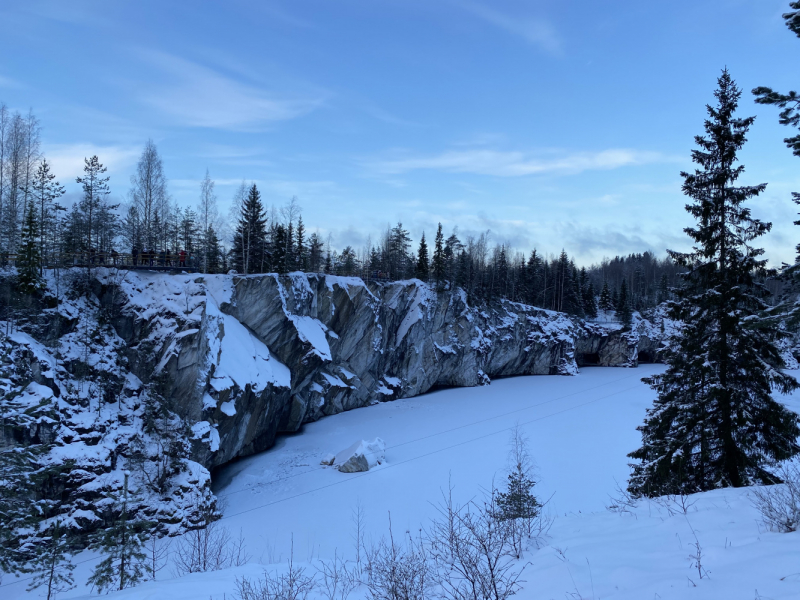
3 269 665 478
103 271 662 470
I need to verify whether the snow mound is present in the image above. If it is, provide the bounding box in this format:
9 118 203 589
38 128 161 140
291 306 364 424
333 438 386 473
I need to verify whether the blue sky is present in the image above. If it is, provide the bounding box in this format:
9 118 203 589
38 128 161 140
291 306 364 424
1 0 799 265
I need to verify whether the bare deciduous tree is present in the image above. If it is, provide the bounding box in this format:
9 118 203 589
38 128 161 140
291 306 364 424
129 139 168 251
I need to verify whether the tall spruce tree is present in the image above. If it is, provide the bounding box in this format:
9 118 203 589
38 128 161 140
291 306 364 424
583 280 598 319
76 155 110 253
415 232 429 281
432 223 445 287
231 184 267 275
616 278 632 327
31 159 64 273
598 279 613 312
753 3 800 159
752 3 800 314
628 71 800 497
17 202 44 293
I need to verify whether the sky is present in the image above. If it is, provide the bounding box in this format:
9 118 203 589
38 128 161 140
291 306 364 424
1 0 799 265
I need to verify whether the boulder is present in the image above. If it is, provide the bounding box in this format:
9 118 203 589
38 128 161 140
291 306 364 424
335 438 386 473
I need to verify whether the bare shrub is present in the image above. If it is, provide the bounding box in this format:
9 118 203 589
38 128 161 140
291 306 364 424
174 521 250 576
364 514 431 600
606 479 638 514
235 548 316 600
351 500 366 578
751 462 800 533
317 551 359 600
653 492 697 516
428 485 527 600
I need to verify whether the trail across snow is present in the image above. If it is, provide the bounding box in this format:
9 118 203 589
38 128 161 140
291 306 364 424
4 365 800 599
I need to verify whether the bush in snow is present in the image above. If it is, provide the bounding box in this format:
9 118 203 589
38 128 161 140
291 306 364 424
235 546 316 600
173 505 250 576
316 551 359 600
428 485 526 600
364 515 431 600
751 462 800 533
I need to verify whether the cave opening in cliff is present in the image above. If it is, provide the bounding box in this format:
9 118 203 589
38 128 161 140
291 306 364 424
637 350 655 364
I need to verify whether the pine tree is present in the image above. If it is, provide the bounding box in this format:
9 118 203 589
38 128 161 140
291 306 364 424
628 70 800 497
432 223 445 287
752 5 800 313
657 273 669 304
616 278 632 327
179 207 199 254
415 233 429 281
339 246 358 275
388 222 411 279
26 520 76 600
204 225 222 274
0 354 62 576
308 232 324 273
231 184 267 275
495 427 541 541
88 473 151 593
583 280 598 319
17 202 44 293
753 2 800 159
76 155 110 253
496 466 540 523
296 216 307 271
495 245 508 299
30 159 64 273
271 224 288 274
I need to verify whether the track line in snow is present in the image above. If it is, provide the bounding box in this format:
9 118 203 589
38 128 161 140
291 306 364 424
215 370 644 500
219 381 644 520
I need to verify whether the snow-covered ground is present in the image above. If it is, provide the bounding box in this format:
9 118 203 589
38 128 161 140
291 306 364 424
4 365 800 599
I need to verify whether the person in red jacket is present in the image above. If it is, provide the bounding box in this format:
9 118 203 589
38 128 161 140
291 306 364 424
179 249 187 268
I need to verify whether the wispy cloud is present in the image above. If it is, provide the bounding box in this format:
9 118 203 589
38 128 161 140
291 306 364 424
453 1 562 55
370 148 676 177
42 143 141 181
134 51 325 130
0 74 23 89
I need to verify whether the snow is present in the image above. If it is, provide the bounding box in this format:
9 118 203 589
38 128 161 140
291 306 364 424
191 421 220 452
289 314 332 361
324 275 377 300
9 330 58 372
206 292 291 392
395 282 434 345
5 365 800 599
321 372 352 389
